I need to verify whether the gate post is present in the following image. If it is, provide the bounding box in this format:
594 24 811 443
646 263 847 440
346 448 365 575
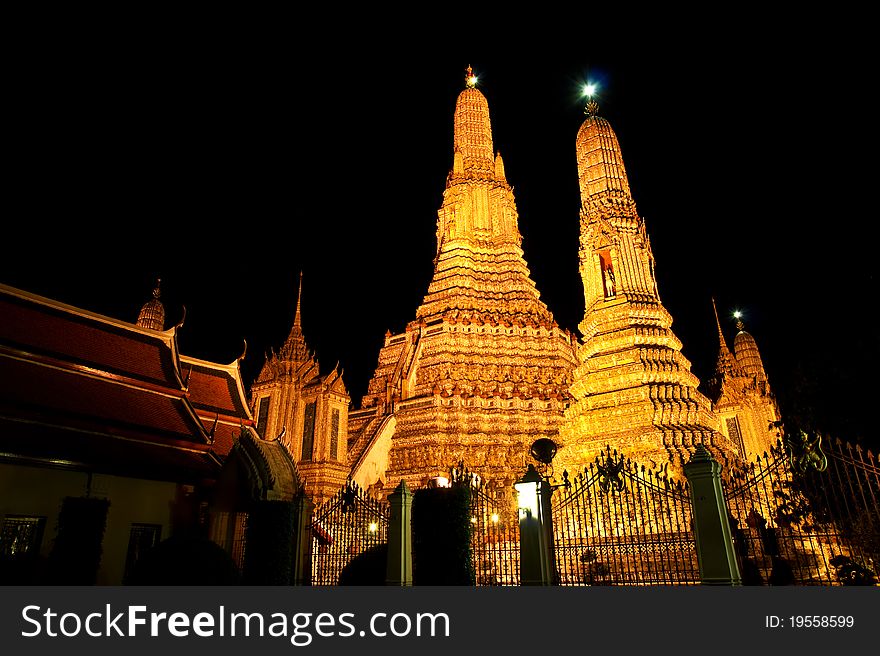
291 493 314 586
684 445 742 585
516 465 553 586
386 480 413 586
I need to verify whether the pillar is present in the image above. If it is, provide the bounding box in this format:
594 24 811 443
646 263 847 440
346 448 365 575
386 479 413 586
291 494 314 586
684 444 742 585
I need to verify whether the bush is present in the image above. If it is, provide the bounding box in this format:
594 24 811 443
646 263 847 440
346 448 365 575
412 486 474 585
46 497 110 585
338 544 388 585
126 533 240 585
241 500 296 585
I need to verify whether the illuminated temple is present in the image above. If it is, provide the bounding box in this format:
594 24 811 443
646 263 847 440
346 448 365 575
251 68 778 497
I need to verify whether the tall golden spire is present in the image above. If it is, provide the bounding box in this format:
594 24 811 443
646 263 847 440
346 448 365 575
294 271 303 329
452 65 494 176
562 97 740 476
279 273 309 363
712 297 732 356
711 298 746 380
575 101 632 202
421 65 548 322
350 68 577 494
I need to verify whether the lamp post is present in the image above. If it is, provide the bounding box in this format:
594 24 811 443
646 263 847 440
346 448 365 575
515 464 553 585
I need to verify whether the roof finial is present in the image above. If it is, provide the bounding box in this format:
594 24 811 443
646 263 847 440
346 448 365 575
465 64 477 89
294 271 303 328
136 277 165 331
583 82 600 117
733 310 745 332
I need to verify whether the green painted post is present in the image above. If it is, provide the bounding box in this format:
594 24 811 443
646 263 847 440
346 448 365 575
291 494 314 586
386 480 413 586
684 444 742 585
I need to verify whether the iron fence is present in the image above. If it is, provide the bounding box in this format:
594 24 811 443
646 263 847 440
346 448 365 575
451 464 521 586
552 447 699 585
723 437 880 585
311 477 389 586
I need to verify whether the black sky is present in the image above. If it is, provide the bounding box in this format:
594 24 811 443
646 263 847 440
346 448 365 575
3 38 877 446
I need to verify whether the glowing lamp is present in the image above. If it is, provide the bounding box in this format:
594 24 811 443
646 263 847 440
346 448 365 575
368 522 378 533
733 311 743 319
468 75 478 87
583 83 598 97
515 464 543 520
490 513 499 524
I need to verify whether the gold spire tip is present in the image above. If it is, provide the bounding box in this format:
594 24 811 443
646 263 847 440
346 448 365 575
465 64 477 88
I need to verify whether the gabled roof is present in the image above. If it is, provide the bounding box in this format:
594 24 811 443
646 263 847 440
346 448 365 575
181 354 252 420
1 284 184 389
0 283 246 480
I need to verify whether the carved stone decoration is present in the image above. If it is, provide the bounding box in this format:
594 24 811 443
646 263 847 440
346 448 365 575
348 73 577 494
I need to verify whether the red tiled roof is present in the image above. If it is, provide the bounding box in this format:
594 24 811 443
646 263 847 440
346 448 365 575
1 291 179 388
202 421 239 458
0 356 206 444
184 362 248 417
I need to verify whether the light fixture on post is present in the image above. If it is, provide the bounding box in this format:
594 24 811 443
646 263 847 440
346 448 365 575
515 463 552 585
518 439 570 586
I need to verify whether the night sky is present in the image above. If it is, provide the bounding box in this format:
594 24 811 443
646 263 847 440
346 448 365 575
4 42 877 447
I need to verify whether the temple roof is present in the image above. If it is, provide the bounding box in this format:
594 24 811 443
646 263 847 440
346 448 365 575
181 354 252 419
0 283 248 477
1 285 183 388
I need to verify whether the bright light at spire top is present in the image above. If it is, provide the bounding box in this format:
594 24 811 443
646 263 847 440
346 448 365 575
583 82 598 97
466 64 478 88
733 311 743 319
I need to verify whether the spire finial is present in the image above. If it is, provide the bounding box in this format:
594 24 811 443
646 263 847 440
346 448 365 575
733 310 745 332
294 271 303 328
583 82 599 116
711 297 728 350
465 64 477 88
136 277 165 331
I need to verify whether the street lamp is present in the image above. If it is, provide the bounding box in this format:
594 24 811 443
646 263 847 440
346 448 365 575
515 463 552 585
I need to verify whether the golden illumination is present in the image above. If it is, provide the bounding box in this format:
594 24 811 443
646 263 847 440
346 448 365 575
346 69 577 494
284 68 779 503
490 513 499 524
368 522 378 533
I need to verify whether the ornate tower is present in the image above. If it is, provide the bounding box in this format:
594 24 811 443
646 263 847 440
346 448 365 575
706 299 756 460
249 275 350 504
348 67 577 493
711 311 779 459
136 279 165 331
559 98 738 475
734 317 770 395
